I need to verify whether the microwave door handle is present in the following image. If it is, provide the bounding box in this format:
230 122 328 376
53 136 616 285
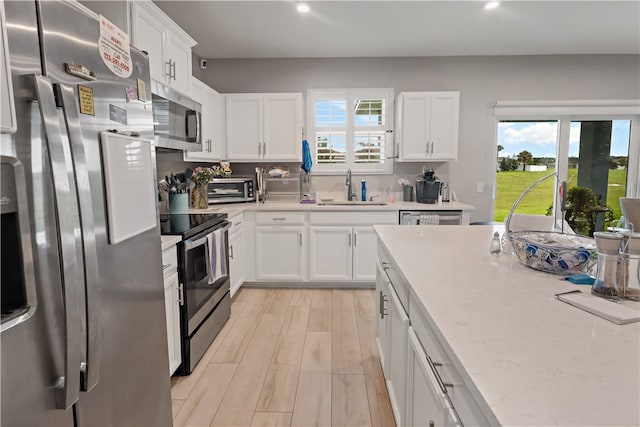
185 109 199 142
195 111 201 144
56 83 100 392
29 74 84 410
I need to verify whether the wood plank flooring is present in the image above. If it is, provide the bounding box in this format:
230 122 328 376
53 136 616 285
171 288 395 427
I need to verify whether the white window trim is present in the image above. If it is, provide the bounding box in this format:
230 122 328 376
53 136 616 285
307 88 394 175
490 99 640 221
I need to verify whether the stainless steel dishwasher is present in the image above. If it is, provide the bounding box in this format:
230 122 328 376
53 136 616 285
399 210 463 225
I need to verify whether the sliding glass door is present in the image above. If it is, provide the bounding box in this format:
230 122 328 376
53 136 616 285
495 116 636 236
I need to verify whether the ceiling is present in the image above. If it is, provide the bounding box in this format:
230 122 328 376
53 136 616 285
153 1 640 59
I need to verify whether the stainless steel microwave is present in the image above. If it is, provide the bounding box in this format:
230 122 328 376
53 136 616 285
207 178 255 204
151 80 201 151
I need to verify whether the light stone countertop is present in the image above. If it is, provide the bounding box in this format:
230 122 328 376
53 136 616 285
374 225 640 427
160 235 181 251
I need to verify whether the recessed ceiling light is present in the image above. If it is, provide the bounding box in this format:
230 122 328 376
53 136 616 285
296 3 310 13
484 1 500 10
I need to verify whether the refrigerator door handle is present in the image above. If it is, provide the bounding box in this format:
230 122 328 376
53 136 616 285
28 74 84 410
55 83 100 392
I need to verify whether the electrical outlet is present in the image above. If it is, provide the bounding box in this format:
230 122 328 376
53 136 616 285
476 182 484 193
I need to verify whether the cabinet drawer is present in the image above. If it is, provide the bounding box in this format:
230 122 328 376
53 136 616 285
229 213 244 236
162 246 178 277
378 242 408 312
309 211 396 225
409 298 490 426
255 212 305 225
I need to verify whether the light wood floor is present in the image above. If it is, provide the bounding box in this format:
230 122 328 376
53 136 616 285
171 288 396 427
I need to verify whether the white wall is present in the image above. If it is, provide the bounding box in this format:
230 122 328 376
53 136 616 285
193 55 639 221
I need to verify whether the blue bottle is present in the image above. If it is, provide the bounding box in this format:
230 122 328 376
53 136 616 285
361 180 367 201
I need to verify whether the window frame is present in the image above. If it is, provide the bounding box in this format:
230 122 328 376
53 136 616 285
491 99 640 222
307 88 394 175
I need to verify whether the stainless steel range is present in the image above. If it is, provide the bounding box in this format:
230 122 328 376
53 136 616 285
160 213 231 375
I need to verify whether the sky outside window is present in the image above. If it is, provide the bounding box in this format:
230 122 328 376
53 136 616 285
498 120 630 158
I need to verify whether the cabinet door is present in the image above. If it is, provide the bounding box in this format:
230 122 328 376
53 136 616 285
429 92 459 161
163 271 181 376
387 279 409 427
375 263 390 377
407 327 459 427
352 226 378 281
166 35 191 96
131 6 167 84
398 92 430 161
255 227 305 280
184 81 222 161
226 94 262 160
262 93 302 161
229 230 244 297
308 226 352 281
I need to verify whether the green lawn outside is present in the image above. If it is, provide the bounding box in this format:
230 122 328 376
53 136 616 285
494 168 628 222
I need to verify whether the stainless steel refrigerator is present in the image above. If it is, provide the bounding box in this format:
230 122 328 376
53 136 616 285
1 0 172 425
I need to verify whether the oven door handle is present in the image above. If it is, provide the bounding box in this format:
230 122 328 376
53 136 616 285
183 222 232 250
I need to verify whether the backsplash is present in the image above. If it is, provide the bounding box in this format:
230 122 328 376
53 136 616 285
155 150 452 200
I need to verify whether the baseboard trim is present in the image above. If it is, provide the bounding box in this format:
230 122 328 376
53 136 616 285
241 281 375 289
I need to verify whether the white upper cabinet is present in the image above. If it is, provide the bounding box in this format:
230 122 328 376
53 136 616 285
396 91 460 161
130 0 196 96
225 93 303 162
184 78 223 161
226 94 262 160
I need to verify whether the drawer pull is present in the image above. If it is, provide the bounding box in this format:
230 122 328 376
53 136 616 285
272 217 286 221
426 354 450 395
379 291 388 319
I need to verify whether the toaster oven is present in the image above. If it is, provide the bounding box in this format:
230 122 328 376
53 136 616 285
207 178 254 204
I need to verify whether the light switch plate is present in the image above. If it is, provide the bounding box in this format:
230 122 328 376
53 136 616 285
476 182 484 193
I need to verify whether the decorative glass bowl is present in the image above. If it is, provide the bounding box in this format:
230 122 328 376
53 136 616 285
509 231 596 275
504 172 597 275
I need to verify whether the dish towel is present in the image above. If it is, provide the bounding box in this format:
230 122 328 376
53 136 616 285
301 139 312 173
206 228 227 284
419 214 440 225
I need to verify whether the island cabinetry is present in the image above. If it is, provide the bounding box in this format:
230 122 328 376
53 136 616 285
396 91 459 161
161 243 181 376
255 212 306 281
228 213 244 297
225 93 302 162
130 0 195 95
308 212 396 282
377 238 488 427
184 78 223 161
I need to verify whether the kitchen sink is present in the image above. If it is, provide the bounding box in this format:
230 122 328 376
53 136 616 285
317 200 388 206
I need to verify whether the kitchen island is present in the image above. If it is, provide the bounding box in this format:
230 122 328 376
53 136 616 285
374 225 640 427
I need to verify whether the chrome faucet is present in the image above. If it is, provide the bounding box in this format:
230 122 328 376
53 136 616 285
345 169 355 201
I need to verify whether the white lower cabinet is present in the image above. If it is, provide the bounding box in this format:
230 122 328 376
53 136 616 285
352 226 379 281
308 226 352 281
255 226 305 280
375 263 389 376
376 261 409 426
162 243 181 376
407 327 462 427
229 217 244 297
308 212 396 282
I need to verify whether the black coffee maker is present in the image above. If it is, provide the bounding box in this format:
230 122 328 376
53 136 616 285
416 168 441 204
